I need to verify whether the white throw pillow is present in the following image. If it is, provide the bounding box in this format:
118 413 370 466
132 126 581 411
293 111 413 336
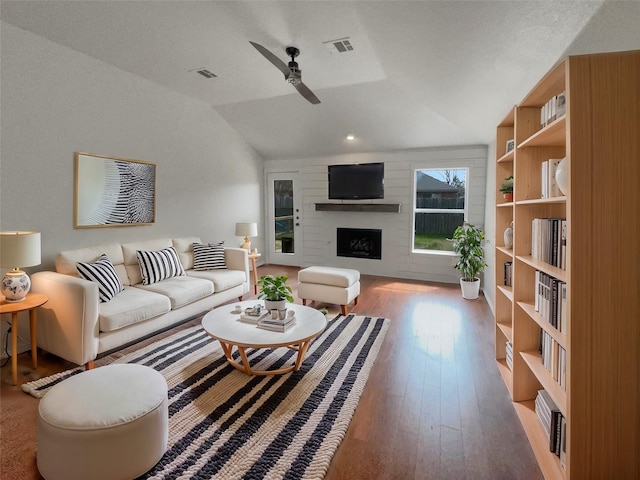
76 254 124 302
136 246 185 285
192 242 226 270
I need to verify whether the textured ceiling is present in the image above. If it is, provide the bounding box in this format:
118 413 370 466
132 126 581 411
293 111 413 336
2 1 638 160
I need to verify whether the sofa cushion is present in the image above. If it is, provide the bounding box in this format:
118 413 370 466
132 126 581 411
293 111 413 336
192 242 226 270
76 254 124 303
56 243 128 285
136 247 185 285
122 239 173 285
134 276 214 309
99 287 171 333
186 269 246 292
172 237 201 271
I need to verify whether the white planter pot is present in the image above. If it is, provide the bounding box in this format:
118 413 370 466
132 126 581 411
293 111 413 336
264 299 287 312
460 278 481 300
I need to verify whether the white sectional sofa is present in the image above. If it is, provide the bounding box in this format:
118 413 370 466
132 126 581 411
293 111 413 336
31 237 250 367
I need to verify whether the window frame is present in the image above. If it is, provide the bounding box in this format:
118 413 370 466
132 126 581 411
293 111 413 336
412 167 469 254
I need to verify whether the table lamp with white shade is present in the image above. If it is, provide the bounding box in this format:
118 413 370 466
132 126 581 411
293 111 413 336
235 222 258 250
0 231 41 302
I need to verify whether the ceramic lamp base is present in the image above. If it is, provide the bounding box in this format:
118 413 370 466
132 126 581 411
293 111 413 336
1 270 30 302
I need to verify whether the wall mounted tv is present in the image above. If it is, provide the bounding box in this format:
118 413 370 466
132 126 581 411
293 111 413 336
328 162 384 200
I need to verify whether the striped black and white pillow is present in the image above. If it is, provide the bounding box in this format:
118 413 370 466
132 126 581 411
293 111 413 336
76 254 124 302
192 242 226 270
136 246 185 285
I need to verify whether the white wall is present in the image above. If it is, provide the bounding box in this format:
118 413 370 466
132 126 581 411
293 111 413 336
483 142 497 313
0 23 264 354
265 145 487 284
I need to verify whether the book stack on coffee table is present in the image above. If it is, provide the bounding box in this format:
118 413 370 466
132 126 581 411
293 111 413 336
258 312 297 332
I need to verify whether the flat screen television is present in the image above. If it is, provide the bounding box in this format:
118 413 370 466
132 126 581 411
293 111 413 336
328 162 384 200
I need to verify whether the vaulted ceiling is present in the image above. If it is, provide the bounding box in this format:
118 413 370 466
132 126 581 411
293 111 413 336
2 1 638 160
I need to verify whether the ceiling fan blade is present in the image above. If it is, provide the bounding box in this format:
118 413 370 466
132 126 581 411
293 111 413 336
249 41 290 78
294 81 321 105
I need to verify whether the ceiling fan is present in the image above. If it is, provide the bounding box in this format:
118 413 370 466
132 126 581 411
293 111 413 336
249 41 321 105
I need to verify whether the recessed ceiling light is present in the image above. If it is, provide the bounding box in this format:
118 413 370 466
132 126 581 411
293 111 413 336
346 135 355 141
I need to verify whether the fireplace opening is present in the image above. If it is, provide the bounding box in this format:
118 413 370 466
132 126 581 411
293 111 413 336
337 228 382 260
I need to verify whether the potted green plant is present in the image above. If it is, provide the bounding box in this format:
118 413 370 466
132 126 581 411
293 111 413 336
451 222 487 300
499 176 514 202
257 274 294 311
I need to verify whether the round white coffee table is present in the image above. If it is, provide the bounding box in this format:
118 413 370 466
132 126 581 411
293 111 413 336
202 301 327 376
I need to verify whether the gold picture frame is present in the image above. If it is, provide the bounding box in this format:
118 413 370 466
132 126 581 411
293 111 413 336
74 152 156 228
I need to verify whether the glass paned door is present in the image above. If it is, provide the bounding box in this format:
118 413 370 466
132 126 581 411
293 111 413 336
266 172 301 266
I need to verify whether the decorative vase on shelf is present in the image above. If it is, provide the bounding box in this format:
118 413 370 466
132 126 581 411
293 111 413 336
503 222 514 249
555 157 568 195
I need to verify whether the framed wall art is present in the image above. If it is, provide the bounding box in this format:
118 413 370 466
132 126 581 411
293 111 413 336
75 152 156 228
505 139 515 154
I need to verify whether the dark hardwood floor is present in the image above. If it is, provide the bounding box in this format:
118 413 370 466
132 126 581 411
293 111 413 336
1 265 542 480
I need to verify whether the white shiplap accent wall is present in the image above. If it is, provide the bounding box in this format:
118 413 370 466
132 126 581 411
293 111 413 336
265 145 488 284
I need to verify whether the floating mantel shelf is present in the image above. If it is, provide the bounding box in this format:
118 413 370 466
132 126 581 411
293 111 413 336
315 203 401 213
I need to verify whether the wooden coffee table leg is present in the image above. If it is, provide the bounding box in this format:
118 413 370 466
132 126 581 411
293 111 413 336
216 338 316 376
237 346 253 375
219 341 234 362
219 341 251 375
294 339 312 371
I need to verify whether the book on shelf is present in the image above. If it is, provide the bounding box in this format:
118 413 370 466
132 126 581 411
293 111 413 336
550 275 559 328
535 390 565 459
557 345 567 390
549 218 560 267
559 282 567 334
535 390 553 437
534 270 566 332
556 92 566 118
539 328 566 391
531 218 567 269
560 220 567 270
541 330 553 373
559 416 567 468
539 92 566 127
547 159 562 197
503 261 513 287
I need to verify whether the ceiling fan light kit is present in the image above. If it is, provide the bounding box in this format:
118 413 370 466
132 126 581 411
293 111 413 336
250 41 320 105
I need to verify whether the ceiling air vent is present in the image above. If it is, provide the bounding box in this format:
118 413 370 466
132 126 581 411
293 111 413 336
323 37 354 54
193 68 217 79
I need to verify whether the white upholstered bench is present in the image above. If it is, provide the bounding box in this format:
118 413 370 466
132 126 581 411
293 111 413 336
37 364 168 480
298 266 360 315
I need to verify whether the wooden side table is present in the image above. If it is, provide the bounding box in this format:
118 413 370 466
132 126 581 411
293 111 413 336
248 253 261 294
0 292 48 385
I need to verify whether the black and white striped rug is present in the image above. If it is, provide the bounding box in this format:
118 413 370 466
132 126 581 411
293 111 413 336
24 314 389 480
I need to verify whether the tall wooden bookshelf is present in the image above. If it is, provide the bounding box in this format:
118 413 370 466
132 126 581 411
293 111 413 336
494 50 639 479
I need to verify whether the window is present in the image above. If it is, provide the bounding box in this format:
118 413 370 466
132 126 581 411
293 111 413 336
413 168 467 252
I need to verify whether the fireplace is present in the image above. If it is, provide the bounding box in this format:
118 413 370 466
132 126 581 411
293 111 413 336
337 228 382 260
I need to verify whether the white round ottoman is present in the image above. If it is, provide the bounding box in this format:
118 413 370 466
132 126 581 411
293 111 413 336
298 266 360 315
37 364 168 480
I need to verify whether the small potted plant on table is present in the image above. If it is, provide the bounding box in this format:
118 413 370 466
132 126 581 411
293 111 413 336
452 222 487 300
500 176 514 202
257 274 295 311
